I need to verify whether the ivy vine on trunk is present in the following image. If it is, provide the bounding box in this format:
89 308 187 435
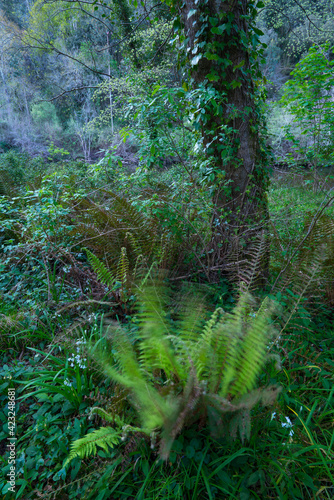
169 0 270 281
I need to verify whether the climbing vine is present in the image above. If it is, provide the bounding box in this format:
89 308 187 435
166 0 271 273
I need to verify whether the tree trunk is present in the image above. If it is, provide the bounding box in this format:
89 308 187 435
181 0 269 283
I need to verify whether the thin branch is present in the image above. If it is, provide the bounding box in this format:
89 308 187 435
77 3 113 32
291 0 327 33
150 27 173 64
38 85 98 102
21 34 111 77
43 0 115 13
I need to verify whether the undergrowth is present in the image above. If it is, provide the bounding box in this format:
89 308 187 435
0 155 333 499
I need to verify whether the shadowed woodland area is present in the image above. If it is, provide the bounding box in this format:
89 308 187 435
0 0 334 498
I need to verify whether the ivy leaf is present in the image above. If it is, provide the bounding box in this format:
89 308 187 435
187 9 197 19
205 53 220 61
207 72 219 82
253 27 264 36
211 25 226 35
233 60 245 71
191 54 202 66
152 85 161 96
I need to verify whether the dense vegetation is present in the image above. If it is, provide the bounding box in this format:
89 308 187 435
1 0 334 499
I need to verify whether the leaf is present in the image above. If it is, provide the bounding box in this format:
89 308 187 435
152 85 161 96
65 427 121 466
191 54 202 66
253 27 264 36
187 9 197 19
233 60 245 71
186 445 195 458
207 73 220 82
211 25 226 35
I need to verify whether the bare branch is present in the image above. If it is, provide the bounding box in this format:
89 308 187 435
21 33 111 77
43 0 115 13
150 27 173 64
38 85 98 102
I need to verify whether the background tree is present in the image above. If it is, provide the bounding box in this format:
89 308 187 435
280 43 334 167
262 0 334 65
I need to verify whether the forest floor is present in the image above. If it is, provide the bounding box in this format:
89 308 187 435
0 158 333 500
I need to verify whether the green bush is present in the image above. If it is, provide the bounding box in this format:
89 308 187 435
280 43 334 167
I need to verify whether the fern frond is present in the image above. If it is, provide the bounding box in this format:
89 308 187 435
178 296 206 345
230 298 275 397
125 231 143 258
71 190 180 285
91 329 178 432
116 247 129 284
89 407 124 425
227 230 269 290
85 248 116 287
64 427 121 465
137 287 184 380
189 307 224 381
271 212 334 304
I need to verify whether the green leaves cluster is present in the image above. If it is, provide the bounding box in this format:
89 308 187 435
280 43 334 166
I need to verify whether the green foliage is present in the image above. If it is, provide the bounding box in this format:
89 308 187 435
262 0 334 60
85 246 132 305
80 288 280 461
2 3 334 497
122 84 195 170
65 427 121 465
1 161 334 498
280 44 334 166
0 151 53 187
31 102 60 127
0 356 98 499
2 323 333 499
85 248 121 288
71 188 188 281
167 0 270 205
0 151 26 186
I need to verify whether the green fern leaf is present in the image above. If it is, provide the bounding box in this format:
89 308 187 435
85 248 116 287
64 427 121 466
230 298 275 397
116 247 129 284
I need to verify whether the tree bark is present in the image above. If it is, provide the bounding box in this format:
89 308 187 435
181 0 269 282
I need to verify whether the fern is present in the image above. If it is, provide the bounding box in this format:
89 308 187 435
85 248 117 287
227 231 270 291
116 247 129 285
84 287 280 459
270 210 334 330
229 296 275 397
64 427 121 466
70 189 187 290
136 287 184 380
